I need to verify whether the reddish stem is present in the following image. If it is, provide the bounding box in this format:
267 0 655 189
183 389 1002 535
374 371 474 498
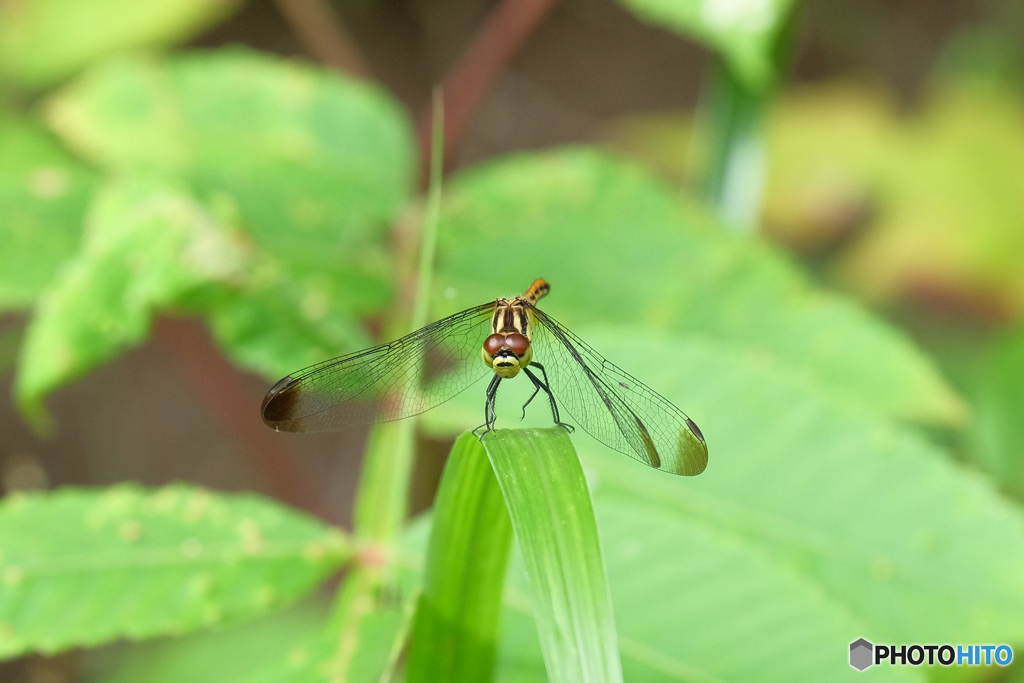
154 317 332 520
417 0 559 174
272 0 374 80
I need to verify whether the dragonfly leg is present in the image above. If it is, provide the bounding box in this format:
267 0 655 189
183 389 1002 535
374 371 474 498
524 363 574 433
520 382 542 420
473 374 502 440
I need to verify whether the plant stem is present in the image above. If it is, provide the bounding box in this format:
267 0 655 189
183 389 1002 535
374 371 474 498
352 89 444 542
272 0 373 79
154 317 331 519
690 5 798 234
691 59 768 234
416 0 558 174
412 90 445 333
329 91 446 673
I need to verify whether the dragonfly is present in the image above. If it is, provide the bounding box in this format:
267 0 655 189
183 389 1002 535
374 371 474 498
261 279 707 475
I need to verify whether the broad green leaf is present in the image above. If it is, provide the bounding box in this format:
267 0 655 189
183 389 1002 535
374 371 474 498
496 511 916 683
969 326 1024 500
615 0 797 90
407 432 513 683
46 48 415 315
192 269 372 387
0 0 241 89
86 601 335 683
0 484 351 659
578 333 1024 644
484 428 623 683
13 175 250 418
23 49 415 422
14 174 371 420
90 590 419 683
434 148 963 425
0 114 97 309
322 565 420 683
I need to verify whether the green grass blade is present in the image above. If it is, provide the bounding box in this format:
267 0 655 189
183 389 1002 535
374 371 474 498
483 428 623 683
407 432 513 683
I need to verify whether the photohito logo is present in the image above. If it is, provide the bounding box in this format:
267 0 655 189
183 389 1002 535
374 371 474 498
849 638 1013 671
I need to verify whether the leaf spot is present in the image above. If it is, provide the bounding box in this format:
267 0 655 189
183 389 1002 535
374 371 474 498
181 538 203 559
3 566 24 586
239 519 265 555
870 556 894 581
203 604 223 625
303 541 325 562
119 520 142 542
288 646 309 669
189 573 213 596
183 491 212 523
255 584 276 607
29 167 68 199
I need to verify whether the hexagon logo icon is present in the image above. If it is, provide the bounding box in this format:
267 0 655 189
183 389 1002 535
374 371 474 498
850 638 873 671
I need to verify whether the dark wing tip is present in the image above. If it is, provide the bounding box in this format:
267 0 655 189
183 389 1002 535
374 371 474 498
679 425 708 475
261 375 301 430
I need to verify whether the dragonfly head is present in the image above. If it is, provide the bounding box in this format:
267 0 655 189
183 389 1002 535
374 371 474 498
482 333 533 378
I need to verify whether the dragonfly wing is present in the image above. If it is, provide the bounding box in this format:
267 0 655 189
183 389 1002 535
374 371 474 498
528 306 708 475
262 303 495 432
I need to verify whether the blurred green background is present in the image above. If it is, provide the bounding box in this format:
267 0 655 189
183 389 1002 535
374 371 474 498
1 0 1023 681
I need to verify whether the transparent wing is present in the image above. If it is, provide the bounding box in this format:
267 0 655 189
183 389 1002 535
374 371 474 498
527 305 708 475
262 303 495 432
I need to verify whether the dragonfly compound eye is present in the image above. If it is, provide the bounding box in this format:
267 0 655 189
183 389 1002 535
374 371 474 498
483 334 506 357
505 333 530 356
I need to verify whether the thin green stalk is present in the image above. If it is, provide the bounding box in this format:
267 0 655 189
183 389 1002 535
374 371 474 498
691 6 798 234
691 59 768 234
353 87 446 541
328 89 446 680
412 88 445 333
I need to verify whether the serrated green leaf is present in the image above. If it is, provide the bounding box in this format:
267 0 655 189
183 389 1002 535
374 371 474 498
434 148 963 425
615 0 797 90
323 566 420 683
0 0 241 89
14 173 372 420
0 484 351 660
191 270 373 386
495 499 919 683
13 175 251 418
484 428 623 683
46 48 415 316
0 114 98 310
86 601 335 683
407 432 513 683
576 333 1024 644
